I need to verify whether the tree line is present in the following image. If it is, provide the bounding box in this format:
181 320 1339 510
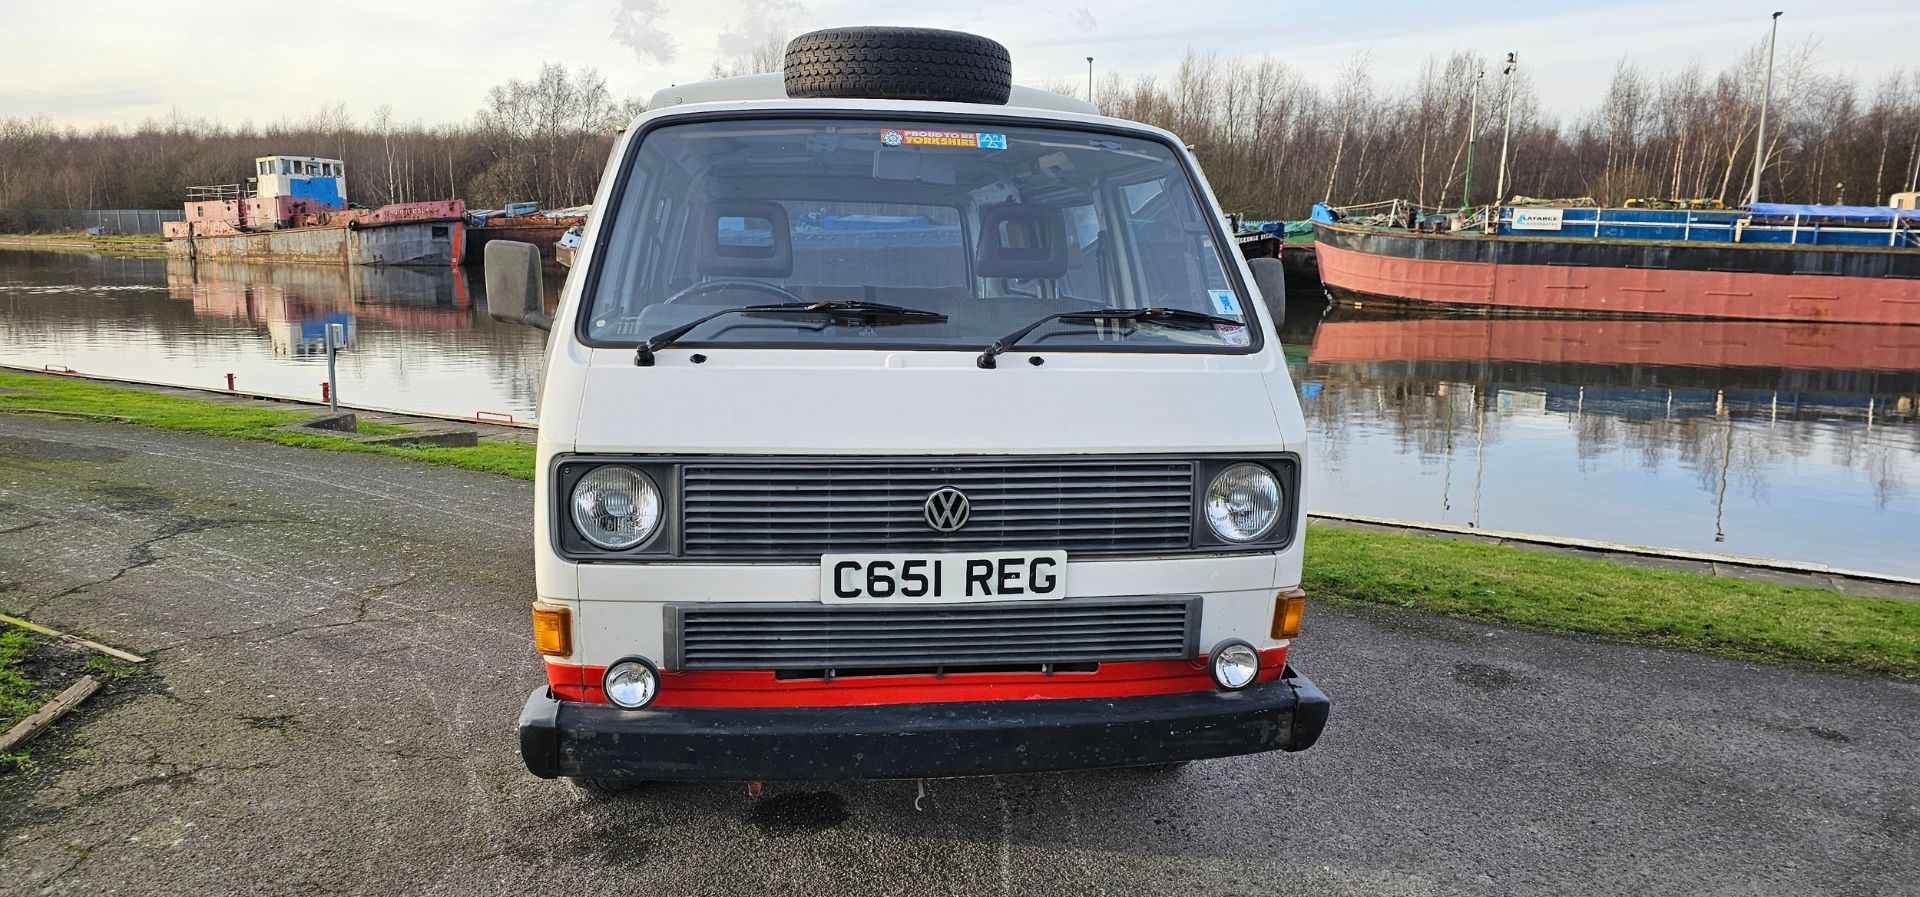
1 41 1916 230
1076 41 1920 219
0 64 637 231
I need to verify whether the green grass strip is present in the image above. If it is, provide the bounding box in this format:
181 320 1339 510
1303 526 1920 677
3 370 1914 678
0 627 43 732
0 371 536 479
1 232 165 245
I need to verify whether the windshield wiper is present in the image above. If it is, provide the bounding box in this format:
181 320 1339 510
975 306 1245 369
633 301 947 366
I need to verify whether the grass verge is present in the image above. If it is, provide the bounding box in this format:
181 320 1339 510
0 624 137 770
0 370 536 479
0 233 168 256
1 627 45 730
0 232 165 246
2 370 1913 678
1 626 77 770
1303 526 1920 677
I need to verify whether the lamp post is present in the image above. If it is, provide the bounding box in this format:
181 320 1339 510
1909 120 1920 193
1493 52 1518 207
1747 11 1784 206
1087 56 1095 104
1462 68 1485 212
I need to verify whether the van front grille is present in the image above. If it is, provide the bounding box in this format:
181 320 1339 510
679 458 1195 558
666 597 1199 671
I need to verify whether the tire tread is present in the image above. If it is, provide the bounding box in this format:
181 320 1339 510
784 27 1012 104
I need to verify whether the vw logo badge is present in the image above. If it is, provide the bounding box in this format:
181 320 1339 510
923 487 971 533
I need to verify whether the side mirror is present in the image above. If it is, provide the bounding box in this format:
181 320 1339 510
485 240 552 331
1247 256 1287 328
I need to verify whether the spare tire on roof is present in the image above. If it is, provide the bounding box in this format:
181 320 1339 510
784 27 1012 105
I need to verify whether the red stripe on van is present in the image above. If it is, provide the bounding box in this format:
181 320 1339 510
544 646 1289 708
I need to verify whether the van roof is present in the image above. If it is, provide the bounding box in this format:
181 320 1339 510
646 73 1099 116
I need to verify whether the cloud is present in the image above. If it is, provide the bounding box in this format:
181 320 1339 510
611 0 677 64
1062 7 1097 33
716 0 810 59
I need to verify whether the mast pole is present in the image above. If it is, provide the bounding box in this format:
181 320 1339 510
1462 68 1484 212
1494 53 1518 207
1747 11 1784 206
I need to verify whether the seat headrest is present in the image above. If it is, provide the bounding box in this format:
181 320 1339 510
697 200 792 278
975 203 1068 279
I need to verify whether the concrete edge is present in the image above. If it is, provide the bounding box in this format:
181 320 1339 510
1307 511 1920 588
0 362 536 432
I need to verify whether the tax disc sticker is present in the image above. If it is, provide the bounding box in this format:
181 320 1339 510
1208 289 1244 319
1216 324 1250 346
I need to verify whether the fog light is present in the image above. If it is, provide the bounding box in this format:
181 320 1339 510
602 657 659 709
1209 639 1260 690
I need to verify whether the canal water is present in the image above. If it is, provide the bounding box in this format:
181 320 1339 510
4 249 1918 577
0 249 551 423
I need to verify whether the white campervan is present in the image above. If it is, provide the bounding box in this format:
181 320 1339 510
490 27 1329 789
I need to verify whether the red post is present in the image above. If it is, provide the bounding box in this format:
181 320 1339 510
320 382 330 404
225 373 236 392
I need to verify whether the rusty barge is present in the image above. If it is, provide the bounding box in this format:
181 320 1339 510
466 204 589 266
1313 200 1920 325
162 155 467 267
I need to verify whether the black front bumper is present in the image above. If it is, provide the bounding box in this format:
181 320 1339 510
518 667 1330 781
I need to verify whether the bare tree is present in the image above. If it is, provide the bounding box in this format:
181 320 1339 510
3 43 1916 226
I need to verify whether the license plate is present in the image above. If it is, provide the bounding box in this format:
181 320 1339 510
820 550 1068 604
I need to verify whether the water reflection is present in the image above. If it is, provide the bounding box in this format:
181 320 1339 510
4 248 1919 575
0 250 550 420
166 260 486 354
1291 309 1920 576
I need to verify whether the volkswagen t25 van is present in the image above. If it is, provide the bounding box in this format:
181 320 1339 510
489 27 1330 790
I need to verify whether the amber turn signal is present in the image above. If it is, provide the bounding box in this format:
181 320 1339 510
531 603 572 657
1271 588 1306 639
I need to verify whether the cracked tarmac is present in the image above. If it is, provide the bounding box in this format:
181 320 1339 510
0 415 1916 896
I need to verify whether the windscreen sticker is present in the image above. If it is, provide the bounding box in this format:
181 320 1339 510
880 128 1006 149
1208 289 1244 320
1217 324 1250 346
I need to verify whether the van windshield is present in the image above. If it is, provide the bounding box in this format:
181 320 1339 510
581 117 1255 353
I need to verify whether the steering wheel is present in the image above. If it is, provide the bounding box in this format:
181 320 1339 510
663 278 803 305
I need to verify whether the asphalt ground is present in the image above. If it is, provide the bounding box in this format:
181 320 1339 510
0 415 1914 896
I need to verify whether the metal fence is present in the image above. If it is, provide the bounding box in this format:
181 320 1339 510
18 209 184 235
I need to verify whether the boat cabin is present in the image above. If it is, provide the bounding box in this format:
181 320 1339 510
252 155 347 209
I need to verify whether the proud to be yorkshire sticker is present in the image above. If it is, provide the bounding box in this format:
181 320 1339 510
881 129 1007 149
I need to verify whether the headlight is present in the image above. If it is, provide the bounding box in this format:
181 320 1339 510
1204 463 1281 542
570 466 661 549
1209 639 1260 690
602 657 659 709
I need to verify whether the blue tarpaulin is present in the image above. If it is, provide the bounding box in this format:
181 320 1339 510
1744 202 1920 222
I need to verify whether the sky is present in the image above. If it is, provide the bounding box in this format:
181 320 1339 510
2 0 1916 130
